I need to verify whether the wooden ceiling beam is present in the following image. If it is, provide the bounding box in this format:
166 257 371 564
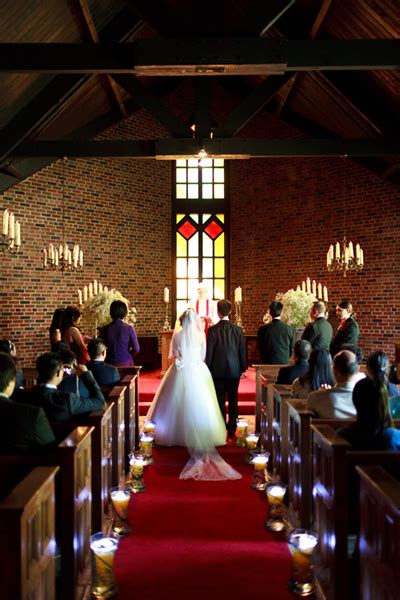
232 0 295 36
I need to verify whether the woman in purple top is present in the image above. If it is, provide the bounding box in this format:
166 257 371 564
100 300 140 366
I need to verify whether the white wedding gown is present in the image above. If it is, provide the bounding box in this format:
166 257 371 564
147 313 241 481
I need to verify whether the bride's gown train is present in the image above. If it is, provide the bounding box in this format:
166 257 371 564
147 313 241 481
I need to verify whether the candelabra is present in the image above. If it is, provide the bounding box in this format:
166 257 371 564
327 237 364 277
1 209 21 255
235 300 243 329
43 242 83 272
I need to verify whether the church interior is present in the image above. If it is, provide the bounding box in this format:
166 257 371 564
0 0 399 599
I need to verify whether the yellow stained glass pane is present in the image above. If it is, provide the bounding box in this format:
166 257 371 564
202 184 213 199
176 168 187 183
188 232 199 256
188 168 199 183
188 184 199 198
216 214 224 223
176 232 187 257
214 279 225 299
214 159 224 167
214 232 224 256
176 279 187 298
176 159 187 167
202 214 211 223
176 213 185 223
176 258 187 277
214 258 225 278
202 168 213 183
214 184 224 198
188 258 199 277
176 184 187 198
202 232 213 256
214 168 224 183
188 279 199 299
200 158 213 167
190 214 199 223
188 159 199 167
202 258 213 277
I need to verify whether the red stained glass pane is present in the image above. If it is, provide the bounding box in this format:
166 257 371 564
178 219 197 240
204 219 223 240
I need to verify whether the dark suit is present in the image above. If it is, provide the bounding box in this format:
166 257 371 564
24 371 105 422
257 319 296 364
0 394 56 454
276 359 309 385
87 360 120 386
330 316 360 357
302 317 333 351
205 319 246 437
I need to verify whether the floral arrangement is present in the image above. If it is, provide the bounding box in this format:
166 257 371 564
263 289 316 329
81 289 137 329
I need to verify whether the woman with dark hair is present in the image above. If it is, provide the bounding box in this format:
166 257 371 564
291 349 335 399
61 305 90 365
330 299 360 357
49 308 65 350
339 351 400 450
99 300 140 366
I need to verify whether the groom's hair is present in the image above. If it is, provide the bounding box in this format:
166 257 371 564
217 299 231 317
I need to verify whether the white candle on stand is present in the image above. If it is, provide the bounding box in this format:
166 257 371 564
163 287 169 303
89 283 93 298
234 286 242 302
9 213 15 239
79 249 83 266
15 221 21 246
78 290 83 305
301 281 306 293
323 286 328 302
83 285 88 302
306 277 311 294
43 248 47 267
312 280 316 296
99 282 103 293
93 280 98 295
2 209 9 236
317 283 322 299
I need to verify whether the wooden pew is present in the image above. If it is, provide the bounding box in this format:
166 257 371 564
0 466 59 600
357 465 400 600
0 426 93 600
253 364 286 432
311 424 400 600
269 383 292 481
120 372 139 466
103 385 126 487
22 366 37 387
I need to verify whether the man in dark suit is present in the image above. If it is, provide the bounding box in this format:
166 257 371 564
87 338 120 386
330 300 360 357
302 301 333 351
257 301 295 364
276 340 312 384
205 299 246 440
25 352 105 422
0 352 56 454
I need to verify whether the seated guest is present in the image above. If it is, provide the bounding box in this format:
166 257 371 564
61 306 90 364
339 351 400 450
257 301 295 365
276 340 311 385
25 352 105 422
99 300 140 366
292 349 335 399
307 350 359 418
340 343 366 384
0 352 56 454
330 299 360 357
0 339 23 394
49 308 65 350
87 338 120 385
302 301 333 351
58 349 93 399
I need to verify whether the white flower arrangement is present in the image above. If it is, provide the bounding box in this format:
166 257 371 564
263 289 316 329
81 289 137 329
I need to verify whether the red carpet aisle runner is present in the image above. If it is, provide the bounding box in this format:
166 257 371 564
114 446 293 600
139 368 256 416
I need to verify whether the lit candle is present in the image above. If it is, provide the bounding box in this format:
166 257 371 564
143 421 156 435
311 280 316 296
64 243 68 261
9 212 15 239
317 283 322 299
83 285 88 302
54 249 59 266
355 243 361 261
94 280 98 295
301 281 306 293
78 290 83 305
163 287 169 303
252 454 269 471
50 244 54 262
104 286 108 293
296 285 301 292
15 221 21 246
323 286 328 303
306 277 311 294
348 241 354 258
79 249 83 266
43 248 47 267
246 433 259 450
68 249 72 265
130 456 145 478
360 249 364 265
140 434 154 464
335 242 340 259
344 247 349 265
2 209 8 236
266 484 287 505
234 286 242 302
110 489 130 517
89 283 93 298
99 282 103 293
90 535 119 590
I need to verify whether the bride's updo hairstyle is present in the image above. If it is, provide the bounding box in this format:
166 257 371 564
179 308 197 328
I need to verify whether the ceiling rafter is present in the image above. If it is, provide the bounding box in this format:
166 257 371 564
231 0 295 36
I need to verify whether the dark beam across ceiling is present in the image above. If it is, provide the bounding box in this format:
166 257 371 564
0 40 399 74
10 138 400 159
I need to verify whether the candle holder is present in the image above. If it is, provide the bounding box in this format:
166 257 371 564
250 452 270 490
129 452 146 493
90 532 119 598
1 233 20 255
265 483 287 532
234 300 243 329
110 486 132 536
139 433 154 465
163 300 171 331
288 529 318 596
143 420 156 436
245 432 260 463
236 419 249 447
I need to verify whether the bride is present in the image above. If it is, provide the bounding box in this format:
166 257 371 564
147 308 241 481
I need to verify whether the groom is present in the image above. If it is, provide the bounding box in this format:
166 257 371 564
206 299 246 440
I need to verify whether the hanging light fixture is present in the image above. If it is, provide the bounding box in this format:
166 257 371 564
1 207 21 255
43 158 83 271
326 161 364 277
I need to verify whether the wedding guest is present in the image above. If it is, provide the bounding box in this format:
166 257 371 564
87 338 120 385
330 299 360 357
25 352 105 422
49 308 65 350
339 351 400 450
0 352 56 454
341 343 366 384
301 301 333 351
307 350 359 418
58 349 93 399
61 305 90 364
99 300 140 366
0 339 23 394
257 301 295 364
276 340 311 385
291 349 335 399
